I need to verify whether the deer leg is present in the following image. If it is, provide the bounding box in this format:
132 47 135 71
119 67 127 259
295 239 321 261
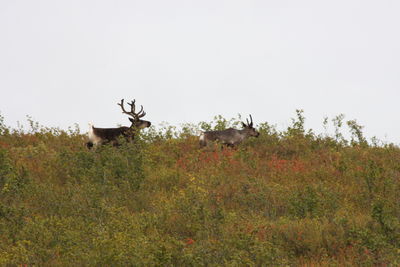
125 135 133 143
86 142 94 149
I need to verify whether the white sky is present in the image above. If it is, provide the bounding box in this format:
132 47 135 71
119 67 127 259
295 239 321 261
0 0 399 143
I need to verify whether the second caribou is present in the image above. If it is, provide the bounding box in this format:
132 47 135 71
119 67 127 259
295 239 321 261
199 115 260 148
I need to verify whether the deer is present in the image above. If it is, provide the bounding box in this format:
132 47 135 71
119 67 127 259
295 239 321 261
86 99 151 148
199 115 260 148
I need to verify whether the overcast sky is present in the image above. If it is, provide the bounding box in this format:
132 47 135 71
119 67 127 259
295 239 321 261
0 0 399 142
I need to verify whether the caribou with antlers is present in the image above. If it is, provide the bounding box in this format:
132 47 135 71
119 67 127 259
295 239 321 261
199 115 260 148
86 99 151 148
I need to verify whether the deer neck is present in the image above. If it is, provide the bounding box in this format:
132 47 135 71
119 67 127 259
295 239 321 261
238 128 251 136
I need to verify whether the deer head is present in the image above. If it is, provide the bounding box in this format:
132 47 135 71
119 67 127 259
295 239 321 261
241 115 260 137
118 99 151 129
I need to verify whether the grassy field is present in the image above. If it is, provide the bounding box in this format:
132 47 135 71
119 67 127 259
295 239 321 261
0 112 400 266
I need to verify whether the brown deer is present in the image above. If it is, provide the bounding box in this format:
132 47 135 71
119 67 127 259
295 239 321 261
86 99 151 148
199 115 259 148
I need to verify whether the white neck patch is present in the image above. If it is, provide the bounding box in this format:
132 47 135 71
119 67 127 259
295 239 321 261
88 123 101 145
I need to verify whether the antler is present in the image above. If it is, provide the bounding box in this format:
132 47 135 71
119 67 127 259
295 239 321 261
118 99 146 120
245 115 253 127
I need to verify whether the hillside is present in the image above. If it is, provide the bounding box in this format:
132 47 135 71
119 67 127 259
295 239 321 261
1 112 400 266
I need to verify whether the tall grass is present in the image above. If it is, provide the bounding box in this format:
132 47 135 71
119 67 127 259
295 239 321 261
0 112 399 266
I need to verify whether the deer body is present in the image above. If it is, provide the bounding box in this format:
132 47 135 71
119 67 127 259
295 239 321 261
199 115 260 148
86 99 151 148
88 124 131 146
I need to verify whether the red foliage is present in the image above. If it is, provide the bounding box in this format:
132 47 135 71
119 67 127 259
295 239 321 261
0 141 10 149
291 159 306 172
185 238 195 245
268 155 288 171
256 227 266 241
176 149 240 171
355 166 364 172
176 157 189 169
267 155 306 173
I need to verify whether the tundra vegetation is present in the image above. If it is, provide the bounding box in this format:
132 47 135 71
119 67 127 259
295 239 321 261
0 110 400 266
